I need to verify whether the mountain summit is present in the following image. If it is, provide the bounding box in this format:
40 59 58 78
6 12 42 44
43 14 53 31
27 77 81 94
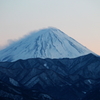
0 27 92 62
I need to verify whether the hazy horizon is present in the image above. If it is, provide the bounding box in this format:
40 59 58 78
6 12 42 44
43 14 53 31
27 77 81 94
0 0 100 55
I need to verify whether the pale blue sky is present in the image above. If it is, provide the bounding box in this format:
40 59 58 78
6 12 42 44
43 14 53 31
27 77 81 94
0 0 100 55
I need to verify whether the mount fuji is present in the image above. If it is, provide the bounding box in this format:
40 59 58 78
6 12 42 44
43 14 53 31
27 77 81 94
0 27 92 62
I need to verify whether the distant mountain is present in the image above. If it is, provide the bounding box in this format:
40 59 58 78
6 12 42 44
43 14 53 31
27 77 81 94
0 54 100 100
0 27 92 62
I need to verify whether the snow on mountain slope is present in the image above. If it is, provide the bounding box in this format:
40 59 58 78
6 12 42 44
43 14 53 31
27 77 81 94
0 27 93 62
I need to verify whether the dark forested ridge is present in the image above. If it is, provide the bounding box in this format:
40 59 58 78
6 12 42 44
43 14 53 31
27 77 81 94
0 53 100 100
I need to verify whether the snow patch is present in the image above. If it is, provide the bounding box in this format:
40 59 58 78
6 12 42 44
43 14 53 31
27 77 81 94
82 91 86 94
40 94 52 100
9 78 19 86
88 79 92 84
44 63 49 69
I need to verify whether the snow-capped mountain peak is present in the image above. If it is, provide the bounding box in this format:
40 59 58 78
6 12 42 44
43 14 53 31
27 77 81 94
0 27 92 62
